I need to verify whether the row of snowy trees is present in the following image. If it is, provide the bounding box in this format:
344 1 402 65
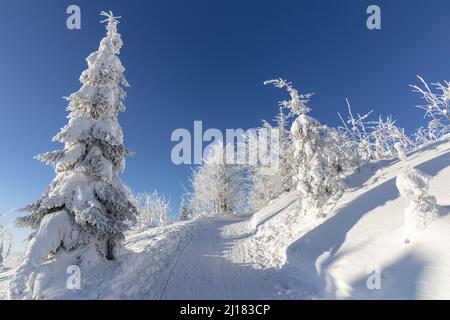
337 100 414 170
183 74 450 219
187 143 245 215
184 79 346 217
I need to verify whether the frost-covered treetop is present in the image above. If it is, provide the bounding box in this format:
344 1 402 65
99 11 123 54
264 78 313 116
64 10 129 120
36 11 132 176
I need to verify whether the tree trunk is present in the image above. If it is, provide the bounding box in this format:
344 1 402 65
106 238 115 260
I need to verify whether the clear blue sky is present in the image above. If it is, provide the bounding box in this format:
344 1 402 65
1 0 450 252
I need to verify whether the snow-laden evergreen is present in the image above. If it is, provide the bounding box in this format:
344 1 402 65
394 143 440 242
9 11 137 299
265 79 344 215
179 200 192 221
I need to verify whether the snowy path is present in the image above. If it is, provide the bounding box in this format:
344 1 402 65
160 216 278 299
0 269 13 299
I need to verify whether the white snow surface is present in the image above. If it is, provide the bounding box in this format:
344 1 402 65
1 136 450 299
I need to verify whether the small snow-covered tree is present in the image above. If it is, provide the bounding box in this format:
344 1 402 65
265 79 344 215
338 100 414 164
135 191 171 230
411 75 450 139
394 143 440 242
189 142 243 215
0 222 12 268
179 200 191 221
413 126 431 145
247 122 284 211
370 115 413 160
247 109 295 212
248 163 280 212
10 11 137 299
275 107 294 192
338 99 376 169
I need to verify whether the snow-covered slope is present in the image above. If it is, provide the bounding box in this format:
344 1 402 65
0 136 449 299
228 135 450 299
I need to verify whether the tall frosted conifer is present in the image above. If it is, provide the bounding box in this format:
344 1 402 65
10 12 137 299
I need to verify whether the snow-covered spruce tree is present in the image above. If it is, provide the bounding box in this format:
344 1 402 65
189 143 243 215
10 11 137 298
179 200 191 221
265 79 344 215
394 143 440 243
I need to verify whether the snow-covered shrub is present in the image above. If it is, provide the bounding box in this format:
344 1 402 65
10 11 137 299
411 76 450 139
265 79 344 215
338 100 414 166
395 143 439 242
371 115 414 160
338 99 376 169
413 126 432 145
135 191 171 230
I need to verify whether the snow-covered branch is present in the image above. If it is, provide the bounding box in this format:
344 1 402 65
411 75 450 139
